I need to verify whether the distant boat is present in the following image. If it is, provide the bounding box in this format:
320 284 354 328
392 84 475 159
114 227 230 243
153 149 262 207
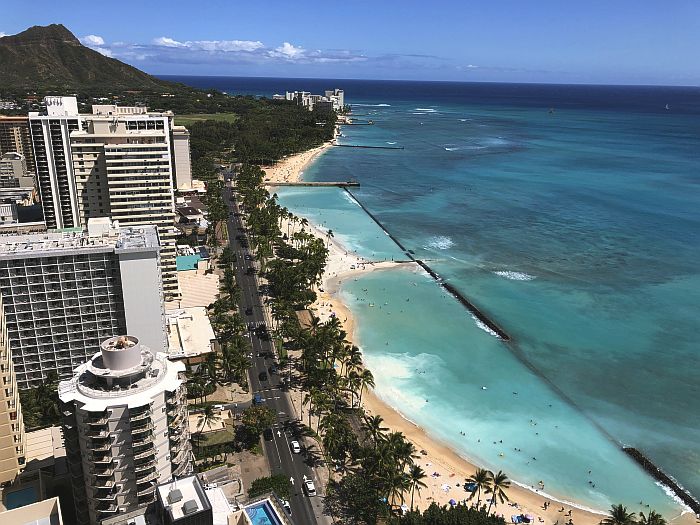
665 104 670 110
548 108 555 114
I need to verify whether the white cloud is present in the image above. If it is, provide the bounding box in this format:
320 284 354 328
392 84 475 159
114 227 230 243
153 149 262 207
270 42 305 60
0 32 7 38
81 34 105 46
153 36 263 52
93 47 113 57
153 36 186 48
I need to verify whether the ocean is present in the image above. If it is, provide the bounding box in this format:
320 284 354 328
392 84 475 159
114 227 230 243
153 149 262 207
165 76 700 516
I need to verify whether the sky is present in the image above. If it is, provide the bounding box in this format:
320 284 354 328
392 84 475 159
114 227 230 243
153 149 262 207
2 0 700 85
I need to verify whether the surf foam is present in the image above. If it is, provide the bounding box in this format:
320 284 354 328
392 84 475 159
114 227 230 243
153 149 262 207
426 235 454 250
494 270 536 281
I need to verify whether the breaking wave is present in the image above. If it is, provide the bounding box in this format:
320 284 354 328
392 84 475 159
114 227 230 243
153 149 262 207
494 270 535 281
426 235 454 250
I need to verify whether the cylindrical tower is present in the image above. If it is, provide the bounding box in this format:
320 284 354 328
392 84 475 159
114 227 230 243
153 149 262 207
59 335 192 525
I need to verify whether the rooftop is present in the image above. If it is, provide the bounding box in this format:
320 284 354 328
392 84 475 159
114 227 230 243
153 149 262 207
157 475 211 522
166 307 216 359
0 220 159 260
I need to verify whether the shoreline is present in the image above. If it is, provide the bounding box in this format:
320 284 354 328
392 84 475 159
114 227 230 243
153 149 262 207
268 143 694 525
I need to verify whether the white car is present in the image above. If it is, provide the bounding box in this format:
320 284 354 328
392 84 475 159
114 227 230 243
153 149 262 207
290 440 301 454
303 475 316 496
282 499 292 515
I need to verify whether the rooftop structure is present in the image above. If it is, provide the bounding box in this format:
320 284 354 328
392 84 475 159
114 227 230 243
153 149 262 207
0 220 167 388
157 475 213 525
165 307 216 360
0 496 63 525
59 335 192 524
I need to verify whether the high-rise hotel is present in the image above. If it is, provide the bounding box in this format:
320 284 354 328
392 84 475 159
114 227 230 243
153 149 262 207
59 334 192 524
0 219 167 389
28 97 188 299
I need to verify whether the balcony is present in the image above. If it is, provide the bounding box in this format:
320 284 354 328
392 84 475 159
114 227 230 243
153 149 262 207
137 483 157 497
85 415 108 426
131 421 153 434
134 459 156 473
94 489 119 501
94 478 115 489
136 470 158 483
132 433 154 447
172 461 190 478
84 428 109 438
129 409 151 422
91 442 111 452
133 446 156 461
90 454 113 465
95 503 118 514
92 466 115 477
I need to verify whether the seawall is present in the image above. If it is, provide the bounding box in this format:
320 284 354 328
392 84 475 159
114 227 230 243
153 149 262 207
343 188 510 341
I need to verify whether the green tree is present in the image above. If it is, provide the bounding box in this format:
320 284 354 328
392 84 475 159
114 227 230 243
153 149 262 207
241 405 276 437
638 510 666 525
248 474 291 499
466 468 492 508
485 470 510 515
408 464 427 511
602 505 637 525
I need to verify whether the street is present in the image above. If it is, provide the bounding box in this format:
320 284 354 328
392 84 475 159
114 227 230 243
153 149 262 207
222 180 329 525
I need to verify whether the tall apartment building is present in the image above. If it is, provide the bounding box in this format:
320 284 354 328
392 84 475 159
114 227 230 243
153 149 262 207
0 116 35 174
70 106 179 298
28 96 83 229
0 219 167 389
59 335 192 525
172 126 193 191
0 299 25 483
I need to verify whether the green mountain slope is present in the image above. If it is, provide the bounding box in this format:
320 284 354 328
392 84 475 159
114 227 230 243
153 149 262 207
0 24 179 91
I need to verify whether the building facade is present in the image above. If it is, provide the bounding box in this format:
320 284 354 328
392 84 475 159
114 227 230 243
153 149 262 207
0 220 167 389
0 116 35 175
59 335 192 525
28 96 82 229
0 299 25 484
0 152 34 188
70 107 179 298
172 125 193 191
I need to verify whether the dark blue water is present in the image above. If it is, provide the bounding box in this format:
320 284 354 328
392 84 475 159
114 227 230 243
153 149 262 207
166 76 700 515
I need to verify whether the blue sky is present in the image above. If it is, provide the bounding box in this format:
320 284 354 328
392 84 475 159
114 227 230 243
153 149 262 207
2 0 699 85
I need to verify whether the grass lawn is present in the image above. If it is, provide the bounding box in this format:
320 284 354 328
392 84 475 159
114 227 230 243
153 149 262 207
201 427 235 447
175 113 238 126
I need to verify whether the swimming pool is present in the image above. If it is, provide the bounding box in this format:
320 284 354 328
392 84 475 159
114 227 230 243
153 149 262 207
5 486 37 509
244 500 283 525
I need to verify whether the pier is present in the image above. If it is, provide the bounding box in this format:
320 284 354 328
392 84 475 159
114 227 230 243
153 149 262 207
344 188 510 341
265 181 360 187
334 144 404 150
623 447 700 515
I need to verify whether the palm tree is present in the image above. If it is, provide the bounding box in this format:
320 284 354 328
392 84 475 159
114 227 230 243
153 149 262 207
602 505 636 525
486 470 510 514
638 510 665 525
196 406 221 459
363 414 388 449
466 468 492 508
357 368 375 406
408 464 427 511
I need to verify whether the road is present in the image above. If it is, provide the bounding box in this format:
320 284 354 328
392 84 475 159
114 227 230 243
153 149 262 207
222 180 329 525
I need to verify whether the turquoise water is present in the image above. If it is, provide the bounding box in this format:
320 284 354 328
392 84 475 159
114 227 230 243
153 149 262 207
274 85 700 517
245 500 284 525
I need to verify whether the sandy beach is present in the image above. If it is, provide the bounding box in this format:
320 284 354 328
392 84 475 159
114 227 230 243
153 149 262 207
262 136 337 184
269 148 696 525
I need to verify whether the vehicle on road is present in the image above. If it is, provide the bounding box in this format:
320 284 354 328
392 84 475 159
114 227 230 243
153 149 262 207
253 393 263 405
269 364 278 374
246 266 255 275
290 440 301 454
245 307 253 315
282 499 292 515
303 476 316 496
244 254 253 260
263 428 273 441
258 371 268 382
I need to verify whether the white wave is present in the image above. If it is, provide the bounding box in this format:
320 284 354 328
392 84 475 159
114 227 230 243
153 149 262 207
414 108 437 112
444 147 460 151
386 141 397 145
426 235 454 250
351 103 391 107
510 480 608 516
459 118 472 122
655 482 694 513
494 270 535 281
340 191 363 208
470 313 499 337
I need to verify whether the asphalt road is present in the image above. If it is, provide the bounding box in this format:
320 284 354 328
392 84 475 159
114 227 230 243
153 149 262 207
223 181 329 525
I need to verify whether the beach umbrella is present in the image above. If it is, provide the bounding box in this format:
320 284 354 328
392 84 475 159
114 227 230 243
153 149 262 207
449 499 457 506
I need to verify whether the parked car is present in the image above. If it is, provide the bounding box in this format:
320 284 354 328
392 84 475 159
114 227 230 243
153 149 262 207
258 371 268 382
282 499 292 515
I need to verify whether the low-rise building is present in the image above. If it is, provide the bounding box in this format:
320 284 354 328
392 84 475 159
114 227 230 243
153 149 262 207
157 475 213 525
0 496 63 524
166 307 217 360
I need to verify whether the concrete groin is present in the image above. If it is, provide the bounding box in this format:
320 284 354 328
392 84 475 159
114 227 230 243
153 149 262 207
623 447 700 515
266 181 360 187
334 144 404 150
344 188 510 341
